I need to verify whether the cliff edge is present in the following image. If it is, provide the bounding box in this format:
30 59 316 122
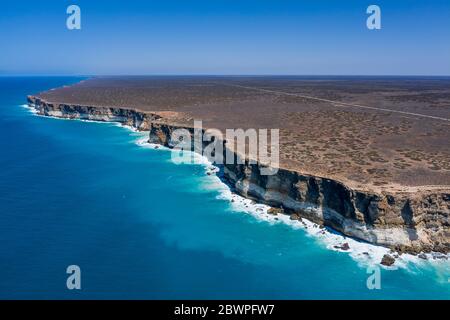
27 94 450 255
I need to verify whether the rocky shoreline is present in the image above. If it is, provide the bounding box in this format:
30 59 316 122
27 95 450 256
27 95 161 130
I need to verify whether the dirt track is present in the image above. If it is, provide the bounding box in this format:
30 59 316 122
35 76 450 190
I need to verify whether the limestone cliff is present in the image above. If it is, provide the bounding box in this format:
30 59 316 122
27 95 160 130
28 96 450 254
149 123 449 255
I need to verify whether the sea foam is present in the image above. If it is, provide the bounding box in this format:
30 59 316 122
23 104 449 271
135 137 449 271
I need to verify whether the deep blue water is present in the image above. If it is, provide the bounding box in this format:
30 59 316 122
0 77 448 299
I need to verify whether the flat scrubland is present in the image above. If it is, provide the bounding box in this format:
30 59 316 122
37 76 450 192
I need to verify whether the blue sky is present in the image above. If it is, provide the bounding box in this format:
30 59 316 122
1 0 449 75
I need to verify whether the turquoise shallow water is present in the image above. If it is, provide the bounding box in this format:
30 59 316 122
0 77 448 299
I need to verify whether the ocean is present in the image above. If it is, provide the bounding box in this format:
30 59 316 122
0 77 448 299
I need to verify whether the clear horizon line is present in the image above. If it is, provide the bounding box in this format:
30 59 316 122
1 73 450 78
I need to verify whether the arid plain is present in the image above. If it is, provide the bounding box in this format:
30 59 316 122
36 76 450 193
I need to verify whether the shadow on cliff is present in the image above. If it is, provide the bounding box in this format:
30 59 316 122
401 200 419 241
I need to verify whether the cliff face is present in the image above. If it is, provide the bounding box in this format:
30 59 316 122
28 96 450 254
228 165 449 254
149 123 449 254
27 95 160 131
